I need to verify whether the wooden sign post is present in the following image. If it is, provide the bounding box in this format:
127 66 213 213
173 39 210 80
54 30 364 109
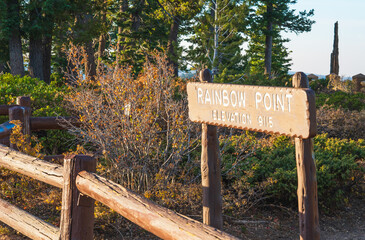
188 69 319 239
199 69 223 229
293 72 320 240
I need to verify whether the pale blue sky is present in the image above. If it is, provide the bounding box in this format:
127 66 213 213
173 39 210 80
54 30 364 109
283 0 365 77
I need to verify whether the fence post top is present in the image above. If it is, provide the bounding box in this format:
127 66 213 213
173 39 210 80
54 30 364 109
16 96 31 108
292 72 309 88
200 69 212 83
64 154 94 161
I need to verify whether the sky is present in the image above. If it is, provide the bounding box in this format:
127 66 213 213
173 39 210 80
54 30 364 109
283 0 365 77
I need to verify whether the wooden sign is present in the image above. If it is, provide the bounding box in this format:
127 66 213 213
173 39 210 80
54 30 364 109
187 82 316 139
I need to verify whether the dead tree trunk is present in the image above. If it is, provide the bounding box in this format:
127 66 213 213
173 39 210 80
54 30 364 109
330 21 339 75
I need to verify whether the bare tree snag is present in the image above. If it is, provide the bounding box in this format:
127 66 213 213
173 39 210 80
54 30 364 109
76 171 238 240
330 22 339 75
199 69 223 229
0 144 64 188
0 198 60 240
60 155 96 240
292 72 320 240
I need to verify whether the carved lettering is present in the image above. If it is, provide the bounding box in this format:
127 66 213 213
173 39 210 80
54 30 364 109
188 83 316 138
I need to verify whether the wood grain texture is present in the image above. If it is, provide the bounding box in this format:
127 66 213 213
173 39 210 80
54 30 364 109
60 155 95 240
76 171 238 240
16 96 31 108
60 157 74 240
293 72 320 240
201 124 223 229
0 105 17 115
0 198 60 240
200 69 223 229
9 106 24 149
30 117 80 130
0 144 63 188
187 82 316 139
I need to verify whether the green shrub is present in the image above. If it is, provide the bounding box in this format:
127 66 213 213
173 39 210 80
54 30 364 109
0 73 68 116
314 135 364 208
309 78 329 93
0 73 73 154
241 72 291 87
222 134 364 210
316 91 365 111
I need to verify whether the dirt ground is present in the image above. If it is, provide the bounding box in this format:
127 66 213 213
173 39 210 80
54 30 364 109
226 197 365 240
1 197 364 240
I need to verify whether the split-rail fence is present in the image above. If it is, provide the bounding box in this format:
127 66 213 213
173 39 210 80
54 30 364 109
0 70 320 240
0 96 238 239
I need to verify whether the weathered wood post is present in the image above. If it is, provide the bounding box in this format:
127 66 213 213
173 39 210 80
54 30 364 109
60 155 96 239
9 106 31 149
199 69 223 229
16 96 31 108
292 72 320 240
16 96 31 136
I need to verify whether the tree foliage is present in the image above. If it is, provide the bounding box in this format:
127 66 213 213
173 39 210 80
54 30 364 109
245 0 314 78
185 0 249 82
0 0 315 82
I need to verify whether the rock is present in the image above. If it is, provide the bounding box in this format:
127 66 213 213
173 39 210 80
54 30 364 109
352 73 365 93
307 74 318 81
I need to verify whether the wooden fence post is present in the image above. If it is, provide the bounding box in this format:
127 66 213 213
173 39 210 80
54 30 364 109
293 72 320 240
17 96 31 136
60 155 96 240
9 106 31 149
200 69 223 229
16 96 31 108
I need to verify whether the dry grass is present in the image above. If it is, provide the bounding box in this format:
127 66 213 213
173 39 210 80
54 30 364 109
317 106 365 139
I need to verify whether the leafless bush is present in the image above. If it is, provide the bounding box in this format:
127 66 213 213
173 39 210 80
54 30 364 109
64 46 199 192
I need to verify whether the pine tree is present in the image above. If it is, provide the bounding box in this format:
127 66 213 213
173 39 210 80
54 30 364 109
113 0 169 75
0 0 9 72
156 0 202 77
0 0 25 76
185 0 249 82
247 0 314 79
245 25 291 80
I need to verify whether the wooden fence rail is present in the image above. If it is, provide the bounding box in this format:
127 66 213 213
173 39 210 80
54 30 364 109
0 145 237 239
0 144 63 188
0 198 60 240
31 116 80 130
0 105 17 115
76 171 238 240
0 113 79 133
0 95 80 148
